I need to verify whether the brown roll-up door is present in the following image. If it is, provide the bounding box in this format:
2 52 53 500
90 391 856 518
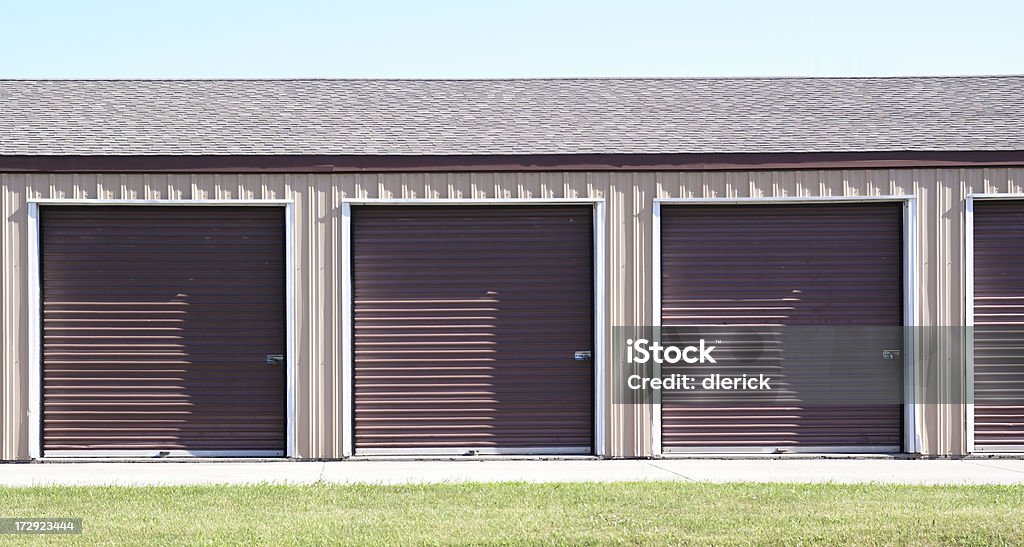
41 206 286 455
660 203 903 451
352 206 594 454
973 200 1024 450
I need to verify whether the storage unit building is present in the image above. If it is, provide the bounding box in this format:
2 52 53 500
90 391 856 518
1 77 1024 460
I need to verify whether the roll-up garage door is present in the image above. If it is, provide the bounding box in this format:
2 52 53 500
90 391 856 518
41 207 286 456
972 200 1024 451
352 206 594 454
660 203 903 452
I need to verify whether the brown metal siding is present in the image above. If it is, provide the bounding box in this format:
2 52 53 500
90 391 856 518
972 200 1024 448
660 203 903 449
40 206 285 453
352 206 594 452
5 169 1021 460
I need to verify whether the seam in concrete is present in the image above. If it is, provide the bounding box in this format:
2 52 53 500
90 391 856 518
655 453 912 461
963 460 1024 476
644 461 695 482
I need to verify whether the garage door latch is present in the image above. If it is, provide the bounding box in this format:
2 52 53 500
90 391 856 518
574 351 592 361
881 349 902 360
266 354 285 366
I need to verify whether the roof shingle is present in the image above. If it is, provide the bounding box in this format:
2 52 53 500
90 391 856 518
1 77 1021 156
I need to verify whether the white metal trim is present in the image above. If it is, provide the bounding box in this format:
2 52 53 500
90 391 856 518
662 445 901 455
903 198 921 454
593 201 607 457
340 202 354 458
344 198 604 205
356 447 592 456
284 202 297 458
342 197 606 458
27 203 41 460
965 196 976 454
27 199 292 206
655 196 912 205
652 195 917 455
651 200 663 456
972 446 1024 453
43 450 284 458
966 193 1024 200
30 199 295 459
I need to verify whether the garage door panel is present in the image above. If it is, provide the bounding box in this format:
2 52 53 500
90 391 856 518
41 206 286 455
353 206 594 453
663 405 902 446
973 200 1024 449
661 203 904 450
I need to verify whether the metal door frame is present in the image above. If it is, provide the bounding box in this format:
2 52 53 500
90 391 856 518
27 199 297 459
966 194 1024 453
652 195 919 456
341 198 606 458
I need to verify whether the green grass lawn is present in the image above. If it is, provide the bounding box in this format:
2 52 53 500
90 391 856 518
1 482 1022 545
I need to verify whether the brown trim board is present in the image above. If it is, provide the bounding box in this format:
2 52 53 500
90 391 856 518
2 151 1024 173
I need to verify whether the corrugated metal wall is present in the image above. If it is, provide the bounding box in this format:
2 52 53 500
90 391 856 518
2 168 1022 460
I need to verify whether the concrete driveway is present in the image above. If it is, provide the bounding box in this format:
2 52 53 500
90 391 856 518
1 458 1024 487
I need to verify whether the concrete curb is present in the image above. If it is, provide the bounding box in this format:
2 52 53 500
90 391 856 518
1 459 1023 487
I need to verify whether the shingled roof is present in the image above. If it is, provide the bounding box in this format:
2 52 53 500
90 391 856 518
1 77 1022 156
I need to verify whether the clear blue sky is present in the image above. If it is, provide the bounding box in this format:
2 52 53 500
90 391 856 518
2 0 1021 78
